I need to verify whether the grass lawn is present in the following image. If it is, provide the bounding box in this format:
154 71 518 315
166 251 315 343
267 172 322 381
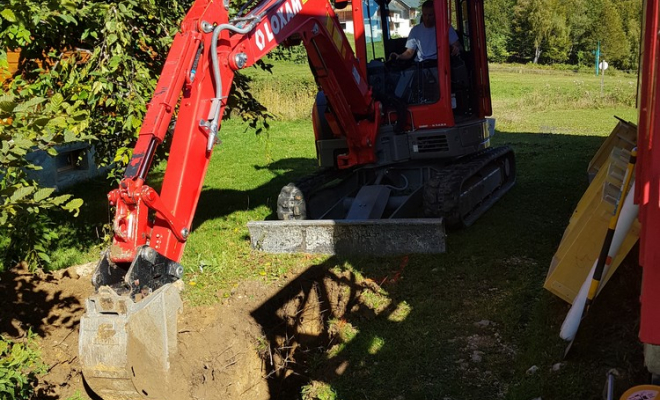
55 62 643 399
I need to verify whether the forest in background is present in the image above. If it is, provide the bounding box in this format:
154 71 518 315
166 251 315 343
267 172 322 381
484 0 642 70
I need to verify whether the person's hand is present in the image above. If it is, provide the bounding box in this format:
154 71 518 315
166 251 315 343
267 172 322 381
389 52 399 61
450 42 461 56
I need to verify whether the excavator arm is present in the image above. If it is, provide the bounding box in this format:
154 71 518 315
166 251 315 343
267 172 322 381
80 0 379 398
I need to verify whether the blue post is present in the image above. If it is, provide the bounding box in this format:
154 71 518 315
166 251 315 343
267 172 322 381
595 41 600 76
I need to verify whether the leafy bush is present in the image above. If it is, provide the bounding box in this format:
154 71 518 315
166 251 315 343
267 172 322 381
2 0 273 175
0 63 89 269
0 0 187 268
0 333 46 400
0 0 285 268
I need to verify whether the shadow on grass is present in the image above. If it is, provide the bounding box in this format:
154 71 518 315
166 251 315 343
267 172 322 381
246 130 648 400
193 156 317 225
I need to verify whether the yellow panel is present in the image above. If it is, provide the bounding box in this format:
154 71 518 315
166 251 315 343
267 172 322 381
544 123 639 304
587 118 637 181
326 14 334 39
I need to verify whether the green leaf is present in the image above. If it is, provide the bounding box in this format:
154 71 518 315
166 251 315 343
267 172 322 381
57 13 78 25
10 137 33 149
62 198 84 216
64 130 79 142
0 94 16 113
0 9 16 22
37 252 51 263
108 56 122 70
14 97 46 114
0 52 7 74
32 117 50 128
49 93 64 110
107 34 118 46
46 116 67 128
33 188 55 203
10 186 36 202
50 195 71 206
92 81 103 95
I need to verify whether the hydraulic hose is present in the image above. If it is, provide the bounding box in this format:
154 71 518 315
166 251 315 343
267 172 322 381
207 21 257 151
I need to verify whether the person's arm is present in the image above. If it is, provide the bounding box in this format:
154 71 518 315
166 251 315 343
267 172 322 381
449 26 461 56
390 48 416 61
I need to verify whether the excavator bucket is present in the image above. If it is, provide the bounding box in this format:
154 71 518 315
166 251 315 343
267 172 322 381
247 218 446 255
79 247 184 399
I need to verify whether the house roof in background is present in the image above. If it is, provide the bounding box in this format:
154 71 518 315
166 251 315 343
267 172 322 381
397 0 420 9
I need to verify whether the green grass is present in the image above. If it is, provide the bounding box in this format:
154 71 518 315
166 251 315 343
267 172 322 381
241 57 317 120
489 65 637 134
52 62 643 399
178 119 327 304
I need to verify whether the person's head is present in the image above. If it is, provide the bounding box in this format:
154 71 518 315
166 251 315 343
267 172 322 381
421 0 435 28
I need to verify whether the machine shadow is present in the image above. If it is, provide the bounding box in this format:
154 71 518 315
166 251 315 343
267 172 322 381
245 130 647 399
250 255 414 399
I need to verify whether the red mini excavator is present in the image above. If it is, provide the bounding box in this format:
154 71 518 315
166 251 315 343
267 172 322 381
78 0 515 397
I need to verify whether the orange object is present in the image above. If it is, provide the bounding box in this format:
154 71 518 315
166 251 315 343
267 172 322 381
619 384 660 400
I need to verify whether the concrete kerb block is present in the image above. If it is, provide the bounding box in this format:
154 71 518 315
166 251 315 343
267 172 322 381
247 218 446 255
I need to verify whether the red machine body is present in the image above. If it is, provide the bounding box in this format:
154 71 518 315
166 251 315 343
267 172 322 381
637 0 660 353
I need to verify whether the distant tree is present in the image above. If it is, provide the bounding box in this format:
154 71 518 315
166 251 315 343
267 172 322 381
563 0 592 65
484 0 514 62
614 0 642 70
539 0 570 63
593 0 630 68
498 0 640 68
511 0 570 64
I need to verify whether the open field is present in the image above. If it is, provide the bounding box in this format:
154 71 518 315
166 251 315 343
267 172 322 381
42 63 644 399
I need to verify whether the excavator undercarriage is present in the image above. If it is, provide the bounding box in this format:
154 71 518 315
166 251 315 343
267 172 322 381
248 143 515 254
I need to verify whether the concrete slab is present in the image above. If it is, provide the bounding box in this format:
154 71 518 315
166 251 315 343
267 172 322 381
645 343 660 375
247 218 445 255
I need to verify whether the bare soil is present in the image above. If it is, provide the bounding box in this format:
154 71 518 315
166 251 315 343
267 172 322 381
0 262 368 400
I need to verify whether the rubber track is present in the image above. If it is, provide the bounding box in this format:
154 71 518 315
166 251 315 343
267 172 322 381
423 146 515 227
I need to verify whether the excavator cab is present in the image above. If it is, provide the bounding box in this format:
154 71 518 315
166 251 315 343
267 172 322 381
360 0 491 128
314 0 496 169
